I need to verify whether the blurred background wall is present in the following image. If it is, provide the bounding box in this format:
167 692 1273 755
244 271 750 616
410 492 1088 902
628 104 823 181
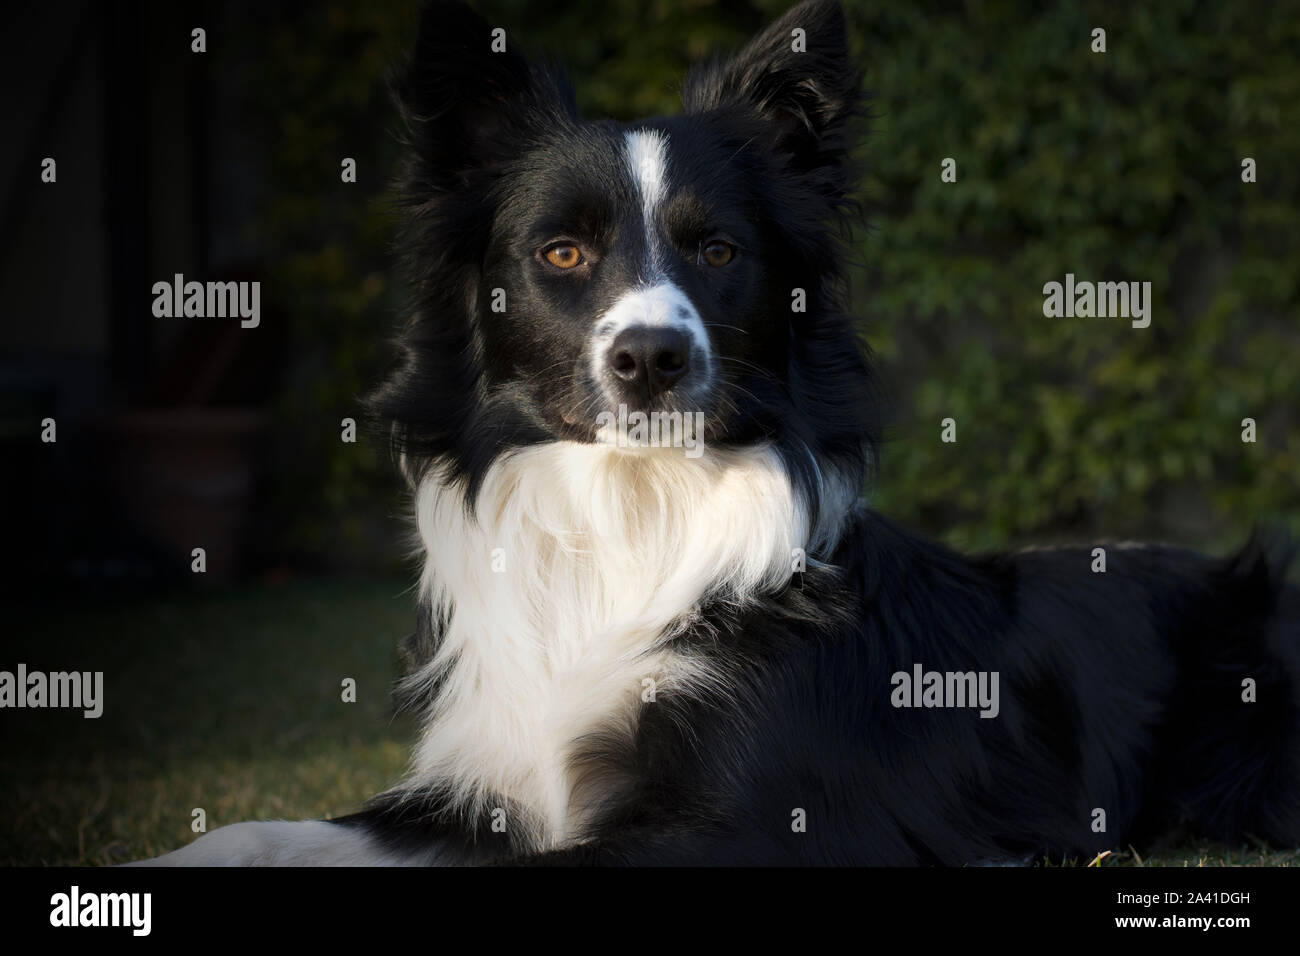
2 0 1297 596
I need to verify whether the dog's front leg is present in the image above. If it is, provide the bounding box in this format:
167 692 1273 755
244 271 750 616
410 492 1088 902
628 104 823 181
128 819 438 867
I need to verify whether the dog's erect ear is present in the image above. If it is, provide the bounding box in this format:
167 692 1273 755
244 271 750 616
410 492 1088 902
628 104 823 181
395 1 576 186
683 0 861 174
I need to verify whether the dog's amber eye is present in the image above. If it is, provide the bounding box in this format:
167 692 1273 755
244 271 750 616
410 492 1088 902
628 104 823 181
544 243 583 270
701 240 735 268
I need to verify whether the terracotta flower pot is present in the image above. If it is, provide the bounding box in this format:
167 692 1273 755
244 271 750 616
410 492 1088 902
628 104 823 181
103 408 266 583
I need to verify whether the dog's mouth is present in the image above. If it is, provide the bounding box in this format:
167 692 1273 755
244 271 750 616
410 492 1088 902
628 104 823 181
555 390 717 456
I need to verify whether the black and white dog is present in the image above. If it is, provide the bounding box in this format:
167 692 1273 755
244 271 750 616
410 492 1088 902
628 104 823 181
144 0 1300 866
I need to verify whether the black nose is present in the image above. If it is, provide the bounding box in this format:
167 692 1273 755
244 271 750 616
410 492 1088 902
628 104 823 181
607 326 691 397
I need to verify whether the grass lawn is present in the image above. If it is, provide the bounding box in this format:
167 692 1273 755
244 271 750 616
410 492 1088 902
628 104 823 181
2 577 1294 866
2 577 417 866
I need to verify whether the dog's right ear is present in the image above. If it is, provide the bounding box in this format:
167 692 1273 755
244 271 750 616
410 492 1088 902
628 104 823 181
683 0 861 181
394 1 576 188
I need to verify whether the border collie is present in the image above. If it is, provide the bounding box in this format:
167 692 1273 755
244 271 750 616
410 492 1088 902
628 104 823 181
142 0 1300 866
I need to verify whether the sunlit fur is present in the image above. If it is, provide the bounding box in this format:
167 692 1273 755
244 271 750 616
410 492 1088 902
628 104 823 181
397 443 856 847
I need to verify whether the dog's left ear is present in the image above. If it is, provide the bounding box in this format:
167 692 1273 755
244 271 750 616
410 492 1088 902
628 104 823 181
683 0 861 175
394 1 576 190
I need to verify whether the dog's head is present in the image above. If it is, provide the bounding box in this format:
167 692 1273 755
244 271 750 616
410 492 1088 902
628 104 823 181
374 0 877 495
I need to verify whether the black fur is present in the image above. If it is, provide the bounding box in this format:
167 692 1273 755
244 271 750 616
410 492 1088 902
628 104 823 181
350 0 1300 865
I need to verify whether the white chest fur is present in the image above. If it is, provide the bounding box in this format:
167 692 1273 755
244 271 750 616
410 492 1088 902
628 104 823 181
399 441 844 847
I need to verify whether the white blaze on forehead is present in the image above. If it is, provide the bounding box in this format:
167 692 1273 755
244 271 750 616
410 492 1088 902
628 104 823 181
623 129 669 275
